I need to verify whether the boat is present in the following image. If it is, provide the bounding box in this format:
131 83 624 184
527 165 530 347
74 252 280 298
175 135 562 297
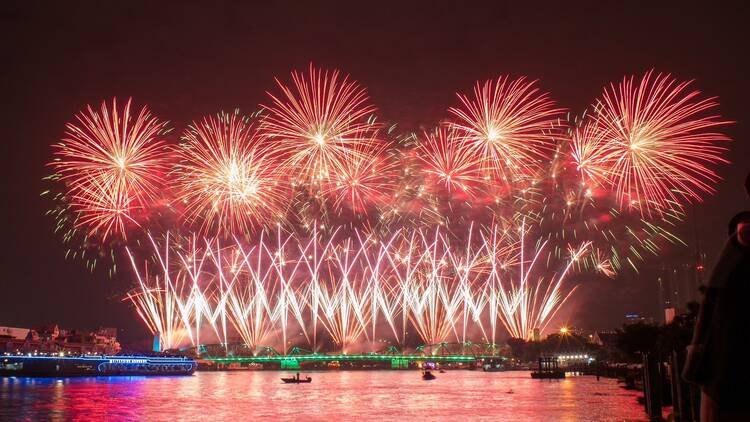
422 370 436 381
281 377 312 383
482 359 506 372
224 362 254 371
281 373 312 383
530 370 565 379
530 356 565 379
0 354 196 377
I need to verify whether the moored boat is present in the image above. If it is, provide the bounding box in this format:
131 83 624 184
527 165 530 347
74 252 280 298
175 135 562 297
482 358 506 372
530 370 565 379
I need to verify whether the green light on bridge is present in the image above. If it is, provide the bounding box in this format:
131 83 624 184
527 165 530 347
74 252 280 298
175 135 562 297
205 354 493 364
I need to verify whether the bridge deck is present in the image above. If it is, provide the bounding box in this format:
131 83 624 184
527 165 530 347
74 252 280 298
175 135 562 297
204 354 499 364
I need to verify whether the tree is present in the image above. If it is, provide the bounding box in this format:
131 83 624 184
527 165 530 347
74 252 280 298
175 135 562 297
507 337 526 360
616 323 660 359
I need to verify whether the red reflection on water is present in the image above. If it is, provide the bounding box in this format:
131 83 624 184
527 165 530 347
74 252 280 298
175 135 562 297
1 372 648 421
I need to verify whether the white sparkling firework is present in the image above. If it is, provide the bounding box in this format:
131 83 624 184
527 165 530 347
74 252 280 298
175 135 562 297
127 224 589 351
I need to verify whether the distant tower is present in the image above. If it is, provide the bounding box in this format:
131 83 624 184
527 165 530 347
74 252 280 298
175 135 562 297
690 205 705 295
531 328 541 342
691 216 705 298
657 266 677 324
153 334 161 352
657 272 666 323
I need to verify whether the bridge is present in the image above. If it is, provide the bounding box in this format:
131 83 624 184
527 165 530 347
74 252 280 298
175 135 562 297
198 342 506 369
203 353 502 369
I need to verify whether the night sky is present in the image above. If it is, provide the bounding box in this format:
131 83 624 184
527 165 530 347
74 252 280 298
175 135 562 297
1 1 748 344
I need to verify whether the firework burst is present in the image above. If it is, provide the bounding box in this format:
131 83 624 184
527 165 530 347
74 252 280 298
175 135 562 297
448 76 565 183
261 65 381 183
321 139 399 215
580 71 732 214
50 98 170 239
174 111 289 236
416 126 484 196
570 120 611 187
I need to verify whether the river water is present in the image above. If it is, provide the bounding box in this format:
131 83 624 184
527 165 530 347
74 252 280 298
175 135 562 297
1 371 648 421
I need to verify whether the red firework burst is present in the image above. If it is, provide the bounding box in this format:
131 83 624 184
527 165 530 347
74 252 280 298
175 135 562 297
582 71 732 214
569 121 611 187
416 126 484 196
261 64 381 183
448 76 565 183
322 138 399 214
50 98 170 239
174 112 289 236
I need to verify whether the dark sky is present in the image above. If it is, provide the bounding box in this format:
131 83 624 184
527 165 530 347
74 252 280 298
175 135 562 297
1 1 748 343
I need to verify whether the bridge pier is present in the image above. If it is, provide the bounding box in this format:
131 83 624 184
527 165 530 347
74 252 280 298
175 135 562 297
280 358 300 370
391 358 409 369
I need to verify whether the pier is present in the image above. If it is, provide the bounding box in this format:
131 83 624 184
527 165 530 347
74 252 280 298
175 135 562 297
530 356 566 379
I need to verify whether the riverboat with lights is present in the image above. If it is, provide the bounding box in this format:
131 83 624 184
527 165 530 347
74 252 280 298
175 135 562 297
0 354 196 377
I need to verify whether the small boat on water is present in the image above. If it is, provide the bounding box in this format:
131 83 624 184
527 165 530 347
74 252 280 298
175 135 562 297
422 370 436 381
281 373 312 383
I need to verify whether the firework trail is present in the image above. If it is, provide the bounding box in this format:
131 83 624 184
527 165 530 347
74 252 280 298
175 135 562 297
126 225 590 351
508 127 687 274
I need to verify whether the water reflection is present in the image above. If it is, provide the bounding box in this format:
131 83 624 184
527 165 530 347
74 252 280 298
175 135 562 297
1 371 647 421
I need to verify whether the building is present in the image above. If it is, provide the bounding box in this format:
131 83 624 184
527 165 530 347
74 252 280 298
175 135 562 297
530 328 541 342
592 331 619 355
0 326 29 340
0 325 121 355
657 259 704 324
624 312 654 326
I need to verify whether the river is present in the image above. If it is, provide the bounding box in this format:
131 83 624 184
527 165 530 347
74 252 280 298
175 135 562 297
1 371 648 421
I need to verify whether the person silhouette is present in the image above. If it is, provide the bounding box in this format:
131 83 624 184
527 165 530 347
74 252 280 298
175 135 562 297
685 171 750 421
